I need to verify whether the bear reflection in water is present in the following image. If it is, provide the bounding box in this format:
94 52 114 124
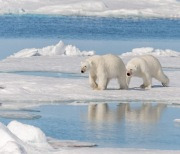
87 103 166 125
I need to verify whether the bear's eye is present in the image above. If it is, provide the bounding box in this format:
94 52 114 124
84 66 87 68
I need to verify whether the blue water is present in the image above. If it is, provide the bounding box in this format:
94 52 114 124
1 68 178 79
0 15 180 39
0 15 180 59
6 71 87 79
1 102 180 150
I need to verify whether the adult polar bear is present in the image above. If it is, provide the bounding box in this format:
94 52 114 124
81 54 128 90
126 55 169 89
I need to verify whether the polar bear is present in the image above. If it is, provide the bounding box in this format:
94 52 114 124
81 54 128 90
126 55 169 89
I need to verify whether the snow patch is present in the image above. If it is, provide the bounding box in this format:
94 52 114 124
121 47 180 57
0 122 26 154
7 121 51 148
9 41 179 59
8 40 95 58
0 141 26 154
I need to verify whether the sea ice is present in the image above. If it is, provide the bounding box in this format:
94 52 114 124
8 41 95 58
0 0 180 18
121 47 180 57
0 41 179 103
0 41 180 153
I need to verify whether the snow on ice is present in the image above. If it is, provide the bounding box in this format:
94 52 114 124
121 47 180 57
7 41 180 59
0 0 180 18
8 41 95 58
0 40 179 103
0 41 180 153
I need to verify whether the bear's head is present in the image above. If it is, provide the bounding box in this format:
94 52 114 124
126 63 138 77
81 60 92 73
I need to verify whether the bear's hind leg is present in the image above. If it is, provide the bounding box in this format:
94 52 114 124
156 71 169 87
126 76 131 87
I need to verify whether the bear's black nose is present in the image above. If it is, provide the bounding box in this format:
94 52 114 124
81 70 84 73
127 73 130 76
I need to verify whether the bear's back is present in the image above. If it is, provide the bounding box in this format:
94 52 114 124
140 55 161 68
102 54 124 66
140 55 162 75
102 54 126 77
88 54 126 78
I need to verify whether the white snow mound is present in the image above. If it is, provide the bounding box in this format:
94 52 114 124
8 40 95 58
7 121 48 145
0 122 26 154
121 47 180 57
0 121 54 154
0 141 26 154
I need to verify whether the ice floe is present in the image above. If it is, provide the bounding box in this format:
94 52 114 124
8 42 180 59
121 47 180 57
0 67 179 103
0 0 180 18
0 41 179 103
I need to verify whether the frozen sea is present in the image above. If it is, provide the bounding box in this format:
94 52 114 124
0 14 180 154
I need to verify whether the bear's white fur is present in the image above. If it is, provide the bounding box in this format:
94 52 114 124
81 54 128 90
126 55 169 89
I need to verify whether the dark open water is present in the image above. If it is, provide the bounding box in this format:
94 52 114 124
0 15 180 39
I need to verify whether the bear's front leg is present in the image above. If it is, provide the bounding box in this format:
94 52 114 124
96 75 107 90
118 76 128 90
126 76 131 87
140 84 151 89
89 75 98 90
141 73 152 89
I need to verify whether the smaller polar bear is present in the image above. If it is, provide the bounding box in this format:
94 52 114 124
81 54 128 90
126 55 169 89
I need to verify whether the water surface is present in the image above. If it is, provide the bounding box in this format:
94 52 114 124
0 15 180 59
0 15 180 39
0 102 180 150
